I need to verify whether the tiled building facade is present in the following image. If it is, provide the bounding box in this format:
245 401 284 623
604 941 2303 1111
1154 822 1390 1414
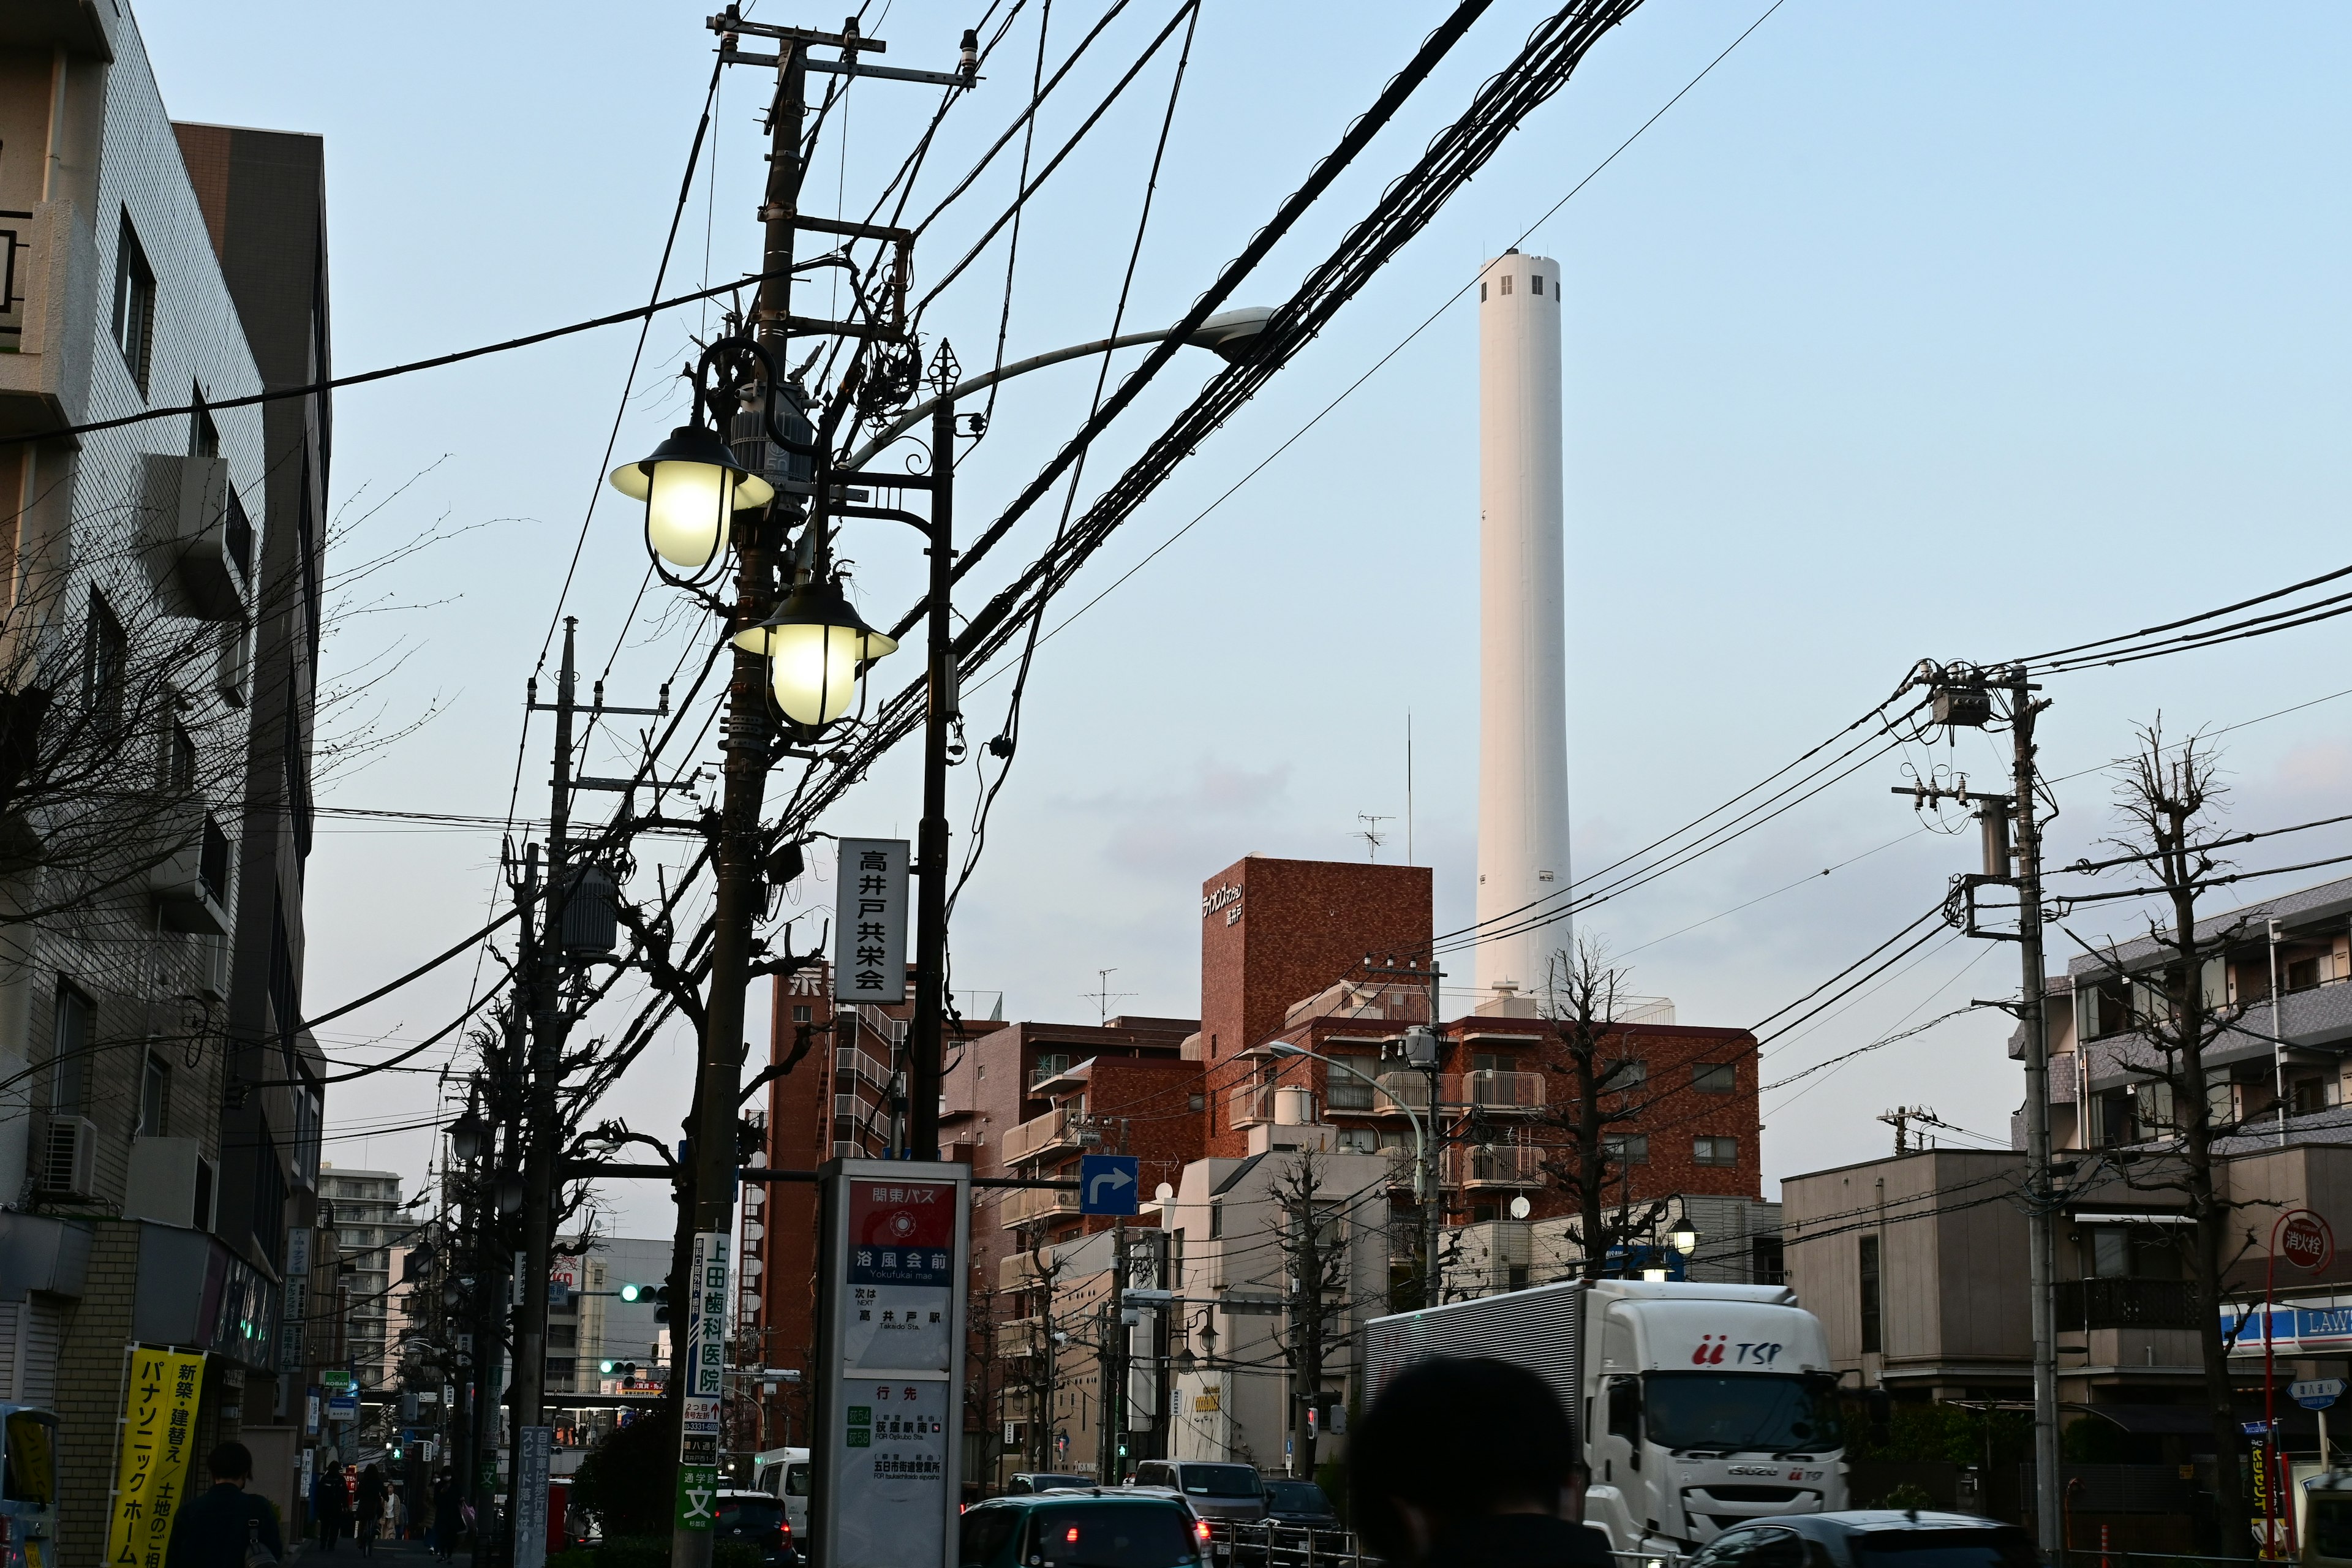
0 5 328 1550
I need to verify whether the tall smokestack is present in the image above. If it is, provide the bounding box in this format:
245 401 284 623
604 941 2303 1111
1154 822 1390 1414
1475 249 1569 1011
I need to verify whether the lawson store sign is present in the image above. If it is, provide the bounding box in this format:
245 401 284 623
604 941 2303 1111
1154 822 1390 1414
2223 1300 2352 1355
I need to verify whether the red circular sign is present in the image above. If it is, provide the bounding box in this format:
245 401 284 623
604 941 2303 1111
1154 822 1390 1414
2283 1212 2335 1273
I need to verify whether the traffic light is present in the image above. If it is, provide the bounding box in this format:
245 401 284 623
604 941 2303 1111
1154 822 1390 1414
620 1283 674 1320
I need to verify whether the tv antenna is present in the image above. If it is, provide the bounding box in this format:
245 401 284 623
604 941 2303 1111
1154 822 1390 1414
1084 968 1137 1026
1355 813 1393 862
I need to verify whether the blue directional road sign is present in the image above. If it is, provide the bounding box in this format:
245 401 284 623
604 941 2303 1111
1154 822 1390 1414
2294 1379 2346 1411
1080 1154 1140 1216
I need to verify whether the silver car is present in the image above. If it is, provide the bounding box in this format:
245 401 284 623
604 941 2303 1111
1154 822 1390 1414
1129 1463 1265 1524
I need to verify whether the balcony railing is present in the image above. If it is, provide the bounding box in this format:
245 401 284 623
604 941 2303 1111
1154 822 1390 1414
1229 1085 1272 1128
1373 1073 1429 1115
2054 1277 2200 1330
1449 1144 1544 1188
1029 1055 1075 1090
1000 1107 1080 1165
1463 1070 1545 1113
1000 1186 1081 1229
834 1046 891 1091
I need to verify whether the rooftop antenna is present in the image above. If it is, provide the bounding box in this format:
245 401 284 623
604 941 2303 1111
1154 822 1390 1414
1406 711 1415 865
1084 968 1136 1026
1356 814 1392 862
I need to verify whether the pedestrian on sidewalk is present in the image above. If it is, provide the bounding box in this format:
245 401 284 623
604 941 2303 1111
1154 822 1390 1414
310 1461 349 1555
354 1466 386 1556
166 1442 285 1568
431 1472 462 1559
1350 1357 1612 1568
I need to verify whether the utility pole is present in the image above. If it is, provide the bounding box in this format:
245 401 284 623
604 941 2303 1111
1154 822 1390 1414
907 395 957 1158
1902 664 2059 1555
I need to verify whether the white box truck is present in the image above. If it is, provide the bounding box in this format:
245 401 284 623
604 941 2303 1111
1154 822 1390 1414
1363 1278 1846 1555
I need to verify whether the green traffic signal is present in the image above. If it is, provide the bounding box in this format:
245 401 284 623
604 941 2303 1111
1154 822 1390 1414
619 1283 646 1302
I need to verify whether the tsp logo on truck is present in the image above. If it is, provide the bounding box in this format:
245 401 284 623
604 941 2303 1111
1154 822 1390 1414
1693 1335 1786 1366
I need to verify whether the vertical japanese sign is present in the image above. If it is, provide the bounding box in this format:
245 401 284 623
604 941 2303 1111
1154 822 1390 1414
108 1346 206 1568
514 1427 552 1568
674 1231 732 1530
815 1161 968 1568
831 839 910 1004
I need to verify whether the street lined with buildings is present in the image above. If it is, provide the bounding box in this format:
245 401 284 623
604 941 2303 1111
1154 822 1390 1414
3 5 2352 1568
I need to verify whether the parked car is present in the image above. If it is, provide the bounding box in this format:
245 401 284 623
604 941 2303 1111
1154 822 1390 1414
1259 1481 1337 1531
960 1491 1210 1568
1129 1463 1266 1524
1681 1511 2037 1568
714 1488 797 1568
1008 1473 1099 1495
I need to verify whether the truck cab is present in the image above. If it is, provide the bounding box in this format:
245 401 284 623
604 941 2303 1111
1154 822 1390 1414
0 1405 58 1568
1581 1281 1845 1555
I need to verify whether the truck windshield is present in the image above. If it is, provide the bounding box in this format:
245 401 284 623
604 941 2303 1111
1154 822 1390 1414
1642 1372 1842 1453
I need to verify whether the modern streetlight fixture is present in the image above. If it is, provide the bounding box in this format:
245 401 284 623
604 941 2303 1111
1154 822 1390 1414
730 574 899 728
609 423 776 576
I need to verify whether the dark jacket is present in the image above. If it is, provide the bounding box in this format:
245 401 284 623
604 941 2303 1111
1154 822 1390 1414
1422 1515 1615 1568
165 1482 284 1568
312 1474 349 1520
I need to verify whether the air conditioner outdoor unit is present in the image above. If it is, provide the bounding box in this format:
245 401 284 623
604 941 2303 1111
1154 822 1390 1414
36 1117 97 1200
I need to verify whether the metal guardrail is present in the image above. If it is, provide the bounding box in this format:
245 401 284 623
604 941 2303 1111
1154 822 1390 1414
1202 1519 1374 1568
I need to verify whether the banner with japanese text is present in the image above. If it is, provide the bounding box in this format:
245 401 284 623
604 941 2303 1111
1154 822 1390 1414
675 1231 731 1530
108 1346 206 1568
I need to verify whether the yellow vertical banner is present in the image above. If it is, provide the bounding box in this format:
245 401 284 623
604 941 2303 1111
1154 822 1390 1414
107 1346 206 1568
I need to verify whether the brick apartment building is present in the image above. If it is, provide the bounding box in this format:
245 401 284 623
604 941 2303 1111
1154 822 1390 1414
743 852 1768 1488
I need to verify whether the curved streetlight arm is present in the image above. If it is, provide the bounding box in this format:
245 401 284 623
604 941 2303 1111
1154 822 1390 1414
843 306 1275 470
1265 1041 1425 1201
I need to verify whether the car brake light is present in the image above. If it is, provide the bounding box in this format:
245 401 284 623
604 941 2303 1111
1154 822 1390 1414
1195 1521 1212 1542
1065 1528 1081 1544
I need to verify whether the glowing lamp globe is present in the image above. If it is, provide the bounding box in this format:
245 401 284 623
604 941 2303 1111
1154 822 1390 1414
733 578 899 728
609 425 775 571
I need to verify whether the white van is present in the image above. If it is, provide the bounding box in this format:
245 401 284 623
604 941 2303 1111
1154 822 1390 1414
752 1447 811 1542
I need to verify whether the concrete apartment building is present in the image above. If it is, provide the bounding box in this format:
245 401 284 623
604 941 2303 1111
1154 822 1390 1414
320 1165 408 1387
1784 873 2352 1434
0 2 330 1550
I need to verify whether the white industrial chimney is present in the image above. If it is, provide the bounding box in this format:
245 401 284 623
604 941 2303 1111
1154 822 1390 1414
1474 249 1569 1011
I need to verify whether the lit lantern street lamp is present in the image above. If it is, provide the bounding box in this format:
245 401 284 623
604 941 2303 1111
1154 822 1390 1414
730 575 899 729
608 423 775 576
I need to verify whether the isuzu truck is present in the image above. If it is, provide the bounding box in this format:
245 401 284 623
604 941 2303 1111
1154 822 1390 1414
1364 1278 1846 1555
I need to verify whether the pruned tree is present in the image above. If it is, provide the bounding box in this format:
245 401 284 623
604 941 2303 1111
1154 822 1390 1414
2064 722 2266 1551
1537 936 1668 1281
1270 1150 1352 1479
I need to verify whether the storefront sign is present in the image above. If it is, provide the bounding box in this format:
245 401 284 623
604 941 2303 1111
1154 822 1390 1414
107 1346 206 1568
831 840 910 1003
815 1161 968 1568
516 1427 552 1568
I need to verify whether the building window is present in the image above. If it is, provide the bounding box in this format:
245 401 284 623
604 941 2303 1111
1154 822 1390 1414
83 592 127 736
1479 281 1488 301
1694 1136 1738 1166
1208 1201 1223 1240
113 211 156 394
138 1054 170 1137
1187 1092 1204 1113
190 396 219 458
1327 1055 1376 1110
1859 1234 1883 1353
1531 275 1544 295
1499 273 1513 296
165 723 196 794
792 1006 811 1023
1693 1062 1735 1093
1608 1058 1648 1091
1335 1127 1379 1154
50 981 92 1117
1602 1134 1648 1166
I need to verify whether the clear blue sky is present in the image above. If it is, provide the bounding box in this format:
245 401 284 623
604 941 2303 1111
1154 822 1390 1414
141 1 2352 1231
